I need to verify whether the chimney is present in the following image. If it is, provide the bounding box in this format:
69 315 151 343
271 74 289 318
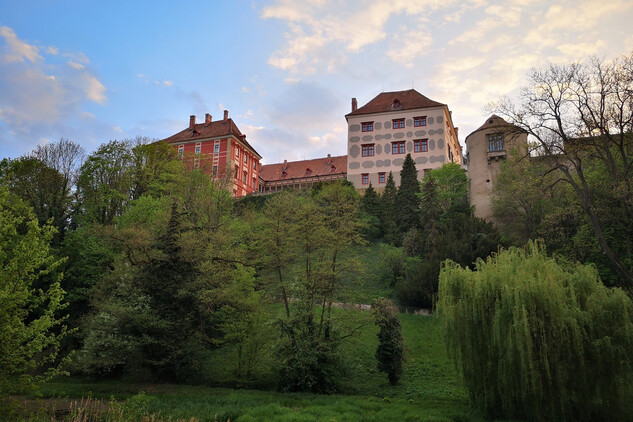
326 153 332 166
205 113 212 126
223 110 229 122
351 97 357 112
189 115 196 129
282 159 288 170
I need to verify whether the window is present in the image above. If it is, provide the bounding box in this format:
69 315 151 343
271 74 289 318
423 168 431 178
234 165 238 179
253 161 257 171
448 148 454 162
362 144 375 157
362 122 374 132
488 133 504 152
235 147 239 157
414 116 427 127
214 143 220 154
178 144 184 158
212 165 218 177
195 142 201 155
243 171 247 184
391 141 405 154
392 118 405 129
414 139 428 153
244 154 248 164
362 173 369 185
378 172 385 184
252 178 257 189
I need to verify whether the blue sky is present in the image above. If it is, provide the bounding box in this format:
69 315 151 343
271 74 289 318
1 0 632 164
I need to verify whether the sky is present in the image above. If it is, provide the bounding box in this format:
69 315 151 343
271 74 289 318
1 0 632 164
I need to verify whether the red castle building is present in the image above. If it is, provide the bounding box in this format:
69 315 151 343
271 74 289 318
162 110 262 197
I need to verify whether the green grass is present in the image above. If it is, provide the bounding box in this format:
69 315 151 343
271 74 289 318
15 313 505 421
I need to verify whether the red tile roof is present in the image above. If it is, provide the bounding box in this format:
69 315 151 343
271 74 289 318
346 89 445 118
260 155 347 182
162 118 261 158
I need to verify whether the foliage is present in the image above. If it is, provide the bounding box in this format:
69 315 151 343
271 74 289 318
260 182 368 393
0 189 70 395
395 154 420 237
380 171 398 244
438 241 633 421
391 163 501 308
361 183 382 239
492 52 633 284
372 299 403 385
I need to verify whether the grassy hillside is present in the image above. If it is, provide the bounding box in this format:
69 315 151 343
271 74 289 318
16 313 500 421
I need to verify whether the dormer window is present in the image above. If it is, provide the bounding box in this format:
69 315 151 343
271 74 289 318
192 130 199 137
330 165 336 172
281 169 287 177
306 168 312 175
392 99 401 109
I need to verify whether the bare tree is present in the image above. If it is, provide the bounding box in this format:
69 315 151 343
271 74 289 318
492 52 633 284
31 138 85 188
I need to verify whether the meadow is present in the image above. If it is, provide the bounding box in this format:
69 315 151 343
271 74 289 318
13 314 500 422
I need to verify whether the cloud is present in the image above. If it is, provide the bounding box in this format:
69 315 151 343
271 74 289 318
162 80 173 86
261 0 457 74
266 81 341 132
0 26 108 153
0 26 42 63
46 46 58 55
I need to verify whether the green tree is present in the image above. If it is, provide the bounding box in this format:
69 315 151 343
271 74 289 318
270 182 368 393
372 298 403 385
438 241 633 421
395 154 420 236
492 52 633 284
77 140 134 225
381 172 398 244
0 188 69 395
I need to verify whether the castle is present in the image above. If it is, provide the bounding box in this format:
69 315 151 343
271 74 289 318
161 89 526 221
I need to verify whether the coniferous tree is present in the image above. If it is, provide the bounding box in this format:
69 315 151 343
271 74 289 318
372 298 403 385
395 154 420 237
381 172 398 244
361 182 381 218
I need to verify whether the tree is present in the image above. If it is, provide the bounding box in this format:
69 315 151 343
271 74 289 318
381 172 398 244
268 182 368 393
77 140 134 225
492 52 633 284
0 188 69 395
438 241 633 421
372 298 403 385
395 153 420 236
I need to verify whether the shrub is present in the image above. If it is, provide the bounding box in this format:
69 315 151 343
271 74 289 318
437 241 633 421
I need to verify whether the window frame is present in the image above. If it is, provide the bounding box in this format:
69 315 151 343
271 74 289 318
362 143 375 157
414 116 427 127
414 139 428 153
361 173 369 185
214 143 220 154
195 142 201 155
391 141 406 155
487 133 504 152
361 121 374 132
378 172 386 184
392 118 405 129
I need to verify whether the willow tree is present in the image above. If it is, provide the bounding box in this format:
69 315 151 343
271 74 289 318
438 241 633 421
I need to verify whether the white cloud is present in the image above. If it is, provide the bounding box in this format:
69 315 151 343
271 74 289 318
67 60 85 70
386 25 433 68
0 26 42 63
113 126 122 133
0 26 107 151
261 0 457 74
162 80 174 86
46 46 58 55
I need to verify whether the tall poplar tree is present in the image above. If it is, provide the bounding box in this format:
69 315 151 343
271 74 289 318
381 172 398 244
395 154 420 236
